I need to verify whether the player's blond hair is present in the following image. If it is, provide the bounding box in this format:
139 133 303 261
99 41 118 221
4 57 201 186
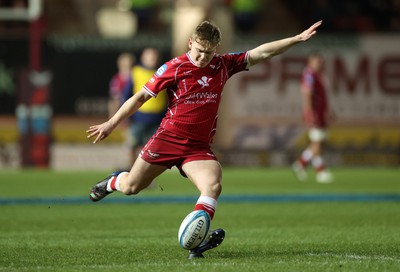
191 21 221 49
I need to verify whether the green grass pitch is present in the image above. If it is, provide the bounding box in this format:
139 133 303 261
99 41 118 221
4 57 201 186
0 167 399 271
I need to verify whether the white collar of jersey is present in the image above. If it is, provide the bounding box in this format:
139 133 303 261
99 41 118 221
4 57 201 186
186 51 196 66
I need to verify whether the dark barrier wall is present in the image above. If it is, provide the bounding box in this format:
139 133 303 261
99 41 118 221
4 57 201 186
51 50 120 114
0 38 29 114
0 36 171 115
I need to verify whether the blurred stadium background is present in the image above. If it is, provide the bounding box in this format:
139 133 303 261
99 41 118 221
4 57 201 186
0 0 399 170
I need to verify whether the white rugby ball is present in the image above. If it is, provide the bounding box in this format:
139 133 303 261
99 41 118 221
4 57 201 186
178 210 211 250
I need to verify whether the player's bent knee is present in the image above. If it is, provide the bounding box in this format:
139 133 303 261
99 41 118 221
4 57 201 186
120 184 142 195
209 182 222 197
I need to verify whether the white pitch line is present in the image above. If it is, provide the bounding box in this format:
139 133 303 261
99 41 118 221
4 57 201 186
306 252 400 262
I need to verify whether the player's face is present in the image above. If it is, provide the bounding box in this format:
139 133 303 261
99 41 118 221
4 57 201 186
309 55 324 72
118 55 133 72
188 40 217 68
141 48 159 69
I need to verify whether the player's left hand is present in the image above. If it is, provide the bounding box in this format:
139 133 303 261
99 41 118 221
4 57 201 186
86 121 114 144
296 21 322 42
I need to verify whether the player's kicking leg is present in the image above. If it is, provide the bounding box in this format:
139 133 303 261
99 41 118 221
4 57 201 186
89 171 127 201
181 160 223 259
89 157 167 201
188 228 225 259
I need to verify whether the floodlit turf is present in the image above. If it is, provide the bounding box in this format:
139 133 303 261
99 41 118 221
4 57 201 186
0 168 399 271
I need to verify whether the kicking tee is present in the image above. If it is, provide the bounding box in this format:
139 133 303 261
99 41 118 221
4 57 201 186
144 51 249 143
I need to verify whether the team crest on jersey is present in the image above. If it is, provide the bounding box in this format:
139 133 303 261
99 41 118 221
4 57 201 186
156 64 167 77
197 76 212 88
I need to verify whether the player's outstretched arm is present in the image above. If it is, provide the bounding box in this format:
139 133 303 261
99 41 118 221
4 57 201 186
86 88 152 143
248 21 322 66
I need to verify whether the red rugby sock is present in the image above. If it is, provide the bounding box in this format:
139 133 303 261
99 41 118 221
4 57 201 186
106 172 128 192
312 156 326 172
299 149 313 167
194 196 217 220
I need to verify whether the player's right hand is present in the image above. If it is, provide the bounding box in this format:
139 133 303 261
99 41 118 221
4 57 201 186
86 121 114 144
296 21 322 42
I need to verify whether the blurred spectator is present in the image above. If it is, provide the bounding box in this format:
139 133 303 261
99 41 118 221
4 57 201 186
292 52 334 184
108 53 135 118
122 48 167 166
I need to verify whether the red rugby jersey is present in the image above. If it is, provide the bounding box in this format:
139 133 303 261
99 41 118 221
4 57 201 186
144 51 249 143
301 67 328 128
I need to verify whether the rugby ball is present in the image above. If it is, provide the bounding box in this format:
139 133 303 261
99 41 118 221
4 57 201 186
178 210 211 250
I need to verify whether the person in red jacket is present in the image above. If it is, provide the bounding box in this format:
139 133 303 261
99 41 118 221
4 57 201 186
87 20 323 258
292 52 334 183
